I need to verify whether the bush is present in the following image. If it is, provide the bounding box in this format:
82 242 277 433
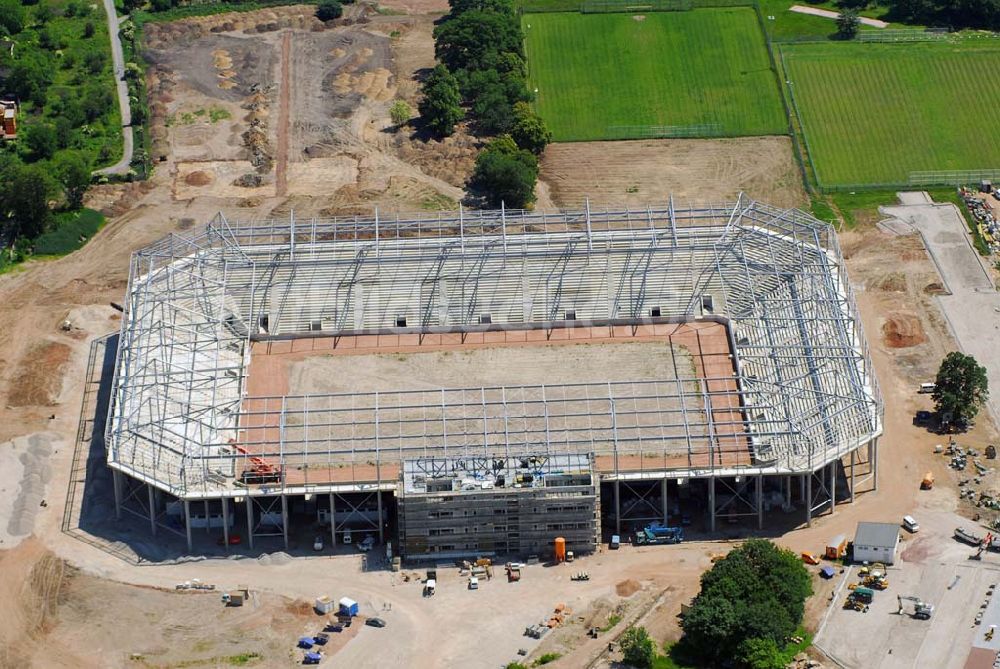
620 627 655 669
0 0 26 35
836 9 859 39
316 0 343 20
23 123 58 161
389 99 411 127
469 135 537 209
511 102 551 154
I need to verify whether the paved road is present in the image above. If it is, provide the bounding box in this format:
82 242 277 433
882 193 1000 427
95 0 134 176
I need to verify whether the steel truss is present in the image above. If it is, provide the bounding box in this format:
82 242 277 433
107 195 883 500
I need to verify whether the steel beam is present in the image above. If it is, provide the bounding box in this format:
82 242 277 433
830 460 836 515
756 475 763 530
329 492 336 547
661 478 669 525
113 468 122 520
281 494 289 550
709 478 716 533
614 479 621 536
147 483 156 536
221 496 230 552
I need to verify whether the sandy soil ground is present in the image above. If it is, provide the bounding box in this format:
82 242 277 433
539 136 809 210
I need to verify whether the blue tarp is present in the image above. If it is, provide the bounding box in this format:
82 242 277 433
298 637 315 649
820 566 836 578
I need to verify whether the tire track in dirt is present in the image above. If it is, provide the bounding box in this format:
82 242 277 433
276 31 291 197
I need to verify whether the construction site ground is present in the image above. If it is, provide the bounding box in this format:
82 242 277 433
0 0 996 664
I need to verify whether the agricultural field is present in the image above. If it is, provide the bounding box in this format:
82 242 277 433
523 8 787 142
783 41 1000 187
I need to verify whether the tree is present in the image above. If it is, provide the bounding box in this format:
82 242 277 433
23 123 57 161
83 20 95 38
469 135 538 209
3 164 55 240
620 626 656 669
389 100 411 127
6 52 54 105
448 0 515 16
836 9 860 38
53 151 92 208
680 539 811 666
419 65 464 137
511 102 551 154
316 0 343 20
433 10 523 73
933 352 989 430
0 0 25 35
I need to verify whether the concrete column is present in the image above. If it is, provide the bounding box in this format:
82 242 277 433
221 497 230 553
709 478 716 533
830 460 837 514
112 468 123 521
756 475 763 530
246 495 254 550
661 478 669 525
329 493 337 548
281 494 289 550
183 500 193 552
806 472 813 527
614 479 621 536
377 489 384 544
147 483 157 536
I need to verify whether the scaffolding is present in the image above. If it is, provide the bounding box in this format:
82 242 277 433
106 195 883 501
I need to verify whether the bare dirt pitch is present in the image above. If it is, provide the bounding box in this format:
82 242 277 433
539 136 808 209
143 4 472 216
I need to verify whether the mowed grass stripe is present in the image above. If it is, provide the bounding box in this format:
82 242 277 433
523 9 787 142
784 42 1000 186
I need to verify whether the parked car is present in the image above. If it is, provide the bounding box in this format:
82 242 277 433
365 617 387 628
313 536 324 551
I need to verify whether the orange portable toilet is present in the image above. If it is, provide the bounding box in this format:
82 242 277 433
554 537 566 563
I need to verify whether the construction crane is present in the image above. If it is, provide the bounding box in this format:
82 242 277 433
897 595 934 620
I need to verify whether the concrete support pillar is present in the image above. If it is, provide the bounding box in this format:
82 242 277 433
709 478 716 533
661 478 669 525
806 472 813 527
221 497 230 553
147 483 157 536
281 495 289 550
329 493 337 548
246 495 254 550
377 489 384 544
756 475 763 530
830 460 837 514
850 448 856 503
614 479 621 535
112 468 123 521
183 499 193 552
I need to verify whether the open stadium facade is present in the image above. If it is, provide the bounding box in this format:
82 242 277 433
106 195 883 560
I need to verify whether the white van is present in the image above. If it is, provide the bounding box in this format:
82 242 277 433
468 576 479 590
903 515 920 533
919 383 936 394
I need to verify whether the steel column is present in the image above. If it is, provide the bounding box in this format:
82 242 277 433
850 448 856 502
281 494 289 550
221 497 230 552
246 495 254 550
205 500 211 534
785 475 791 509
377 489 384 544
709 478 716 533
614 479 621 535
756 475 763 530
147 483 156 536
329 493 336 547
830 460 837 515
661 478 669 525
113 468 122 520
806 472 812 527
872 437 879 491
183 499 192 552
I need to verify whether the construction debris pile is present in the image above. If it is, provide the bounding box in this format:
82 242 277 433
960 184 1000 256
786 653 826 669
239 84 275 180
940 441 1000 507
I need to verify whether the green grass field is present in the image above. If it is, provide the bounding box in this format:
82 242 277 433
523 9 787 142
783 41 1000 186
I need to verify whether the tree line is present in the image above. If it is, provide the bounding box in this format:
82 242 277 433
835 0 1000 32
420 0 551 209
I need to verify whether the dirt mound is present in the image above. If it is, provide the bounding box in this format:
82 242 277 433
875 272 906 292
924 282 947 295
616 579 641 597
882 312 927 349
7 341 71 407
184 170 213 186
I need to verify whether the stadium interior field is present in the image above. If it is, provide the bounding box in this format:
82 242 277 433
783 41 1000 186
239 321 751 486
523 8 787 141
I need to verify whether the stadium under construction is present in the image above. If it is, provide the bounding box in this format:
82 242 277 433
105 195 883 561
